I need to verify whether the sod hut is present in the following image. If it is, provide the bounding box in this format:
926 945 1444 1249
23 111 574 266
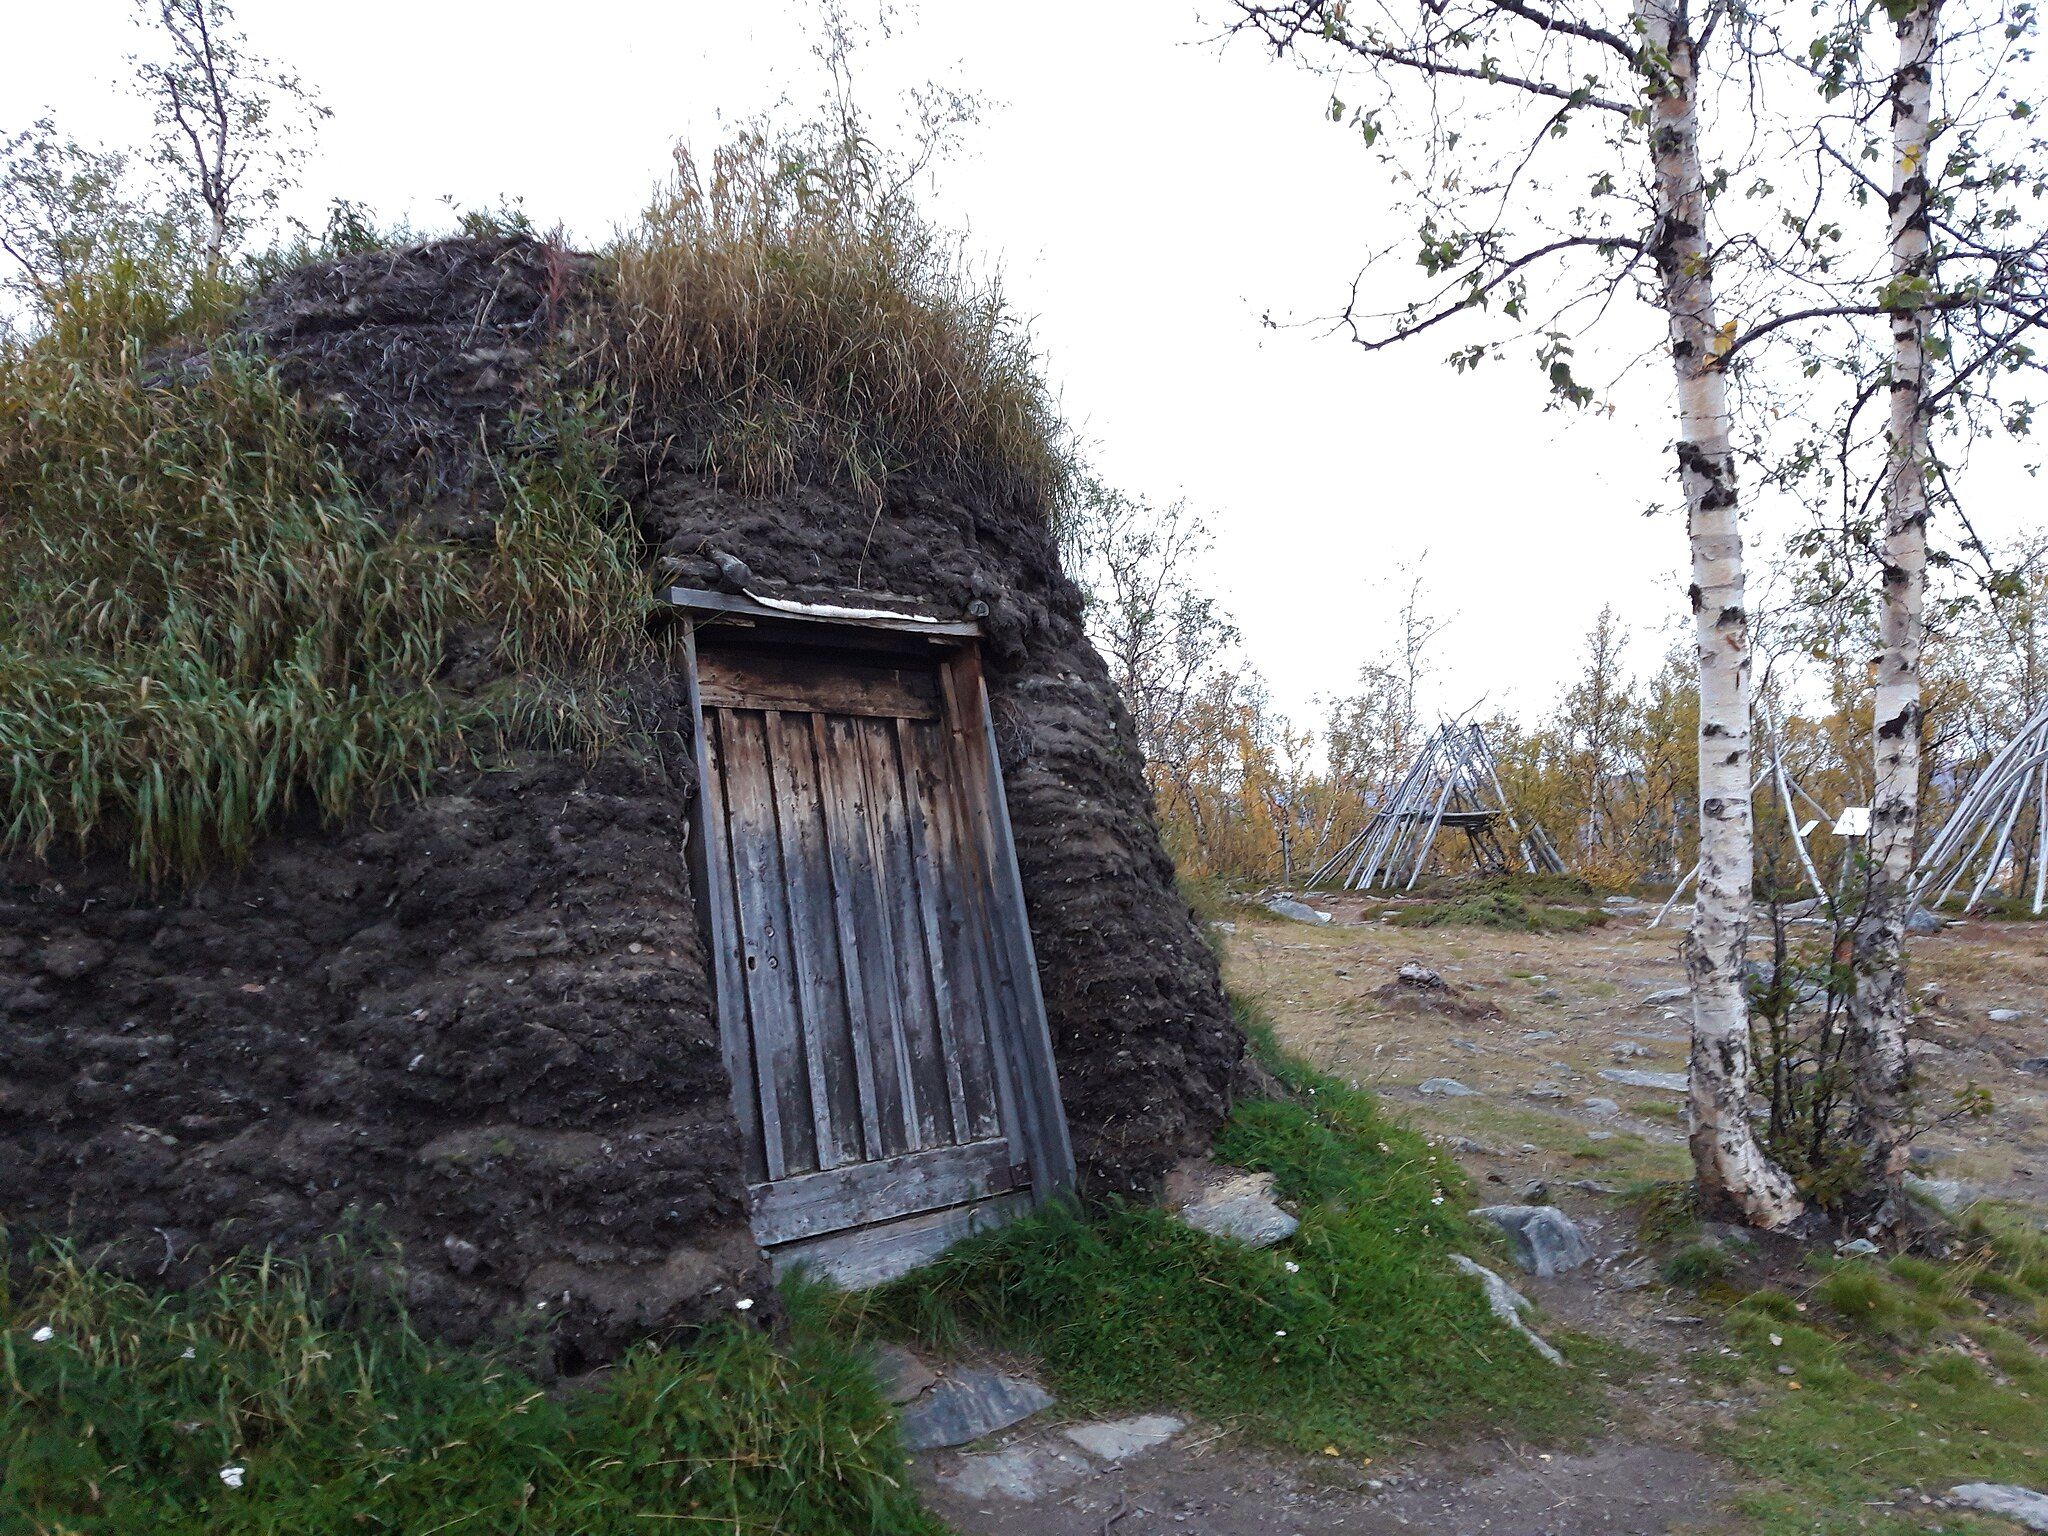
0 233 1245 1366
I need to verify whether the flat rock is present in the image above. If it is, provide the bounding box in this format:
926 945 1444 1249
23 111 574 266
1600 1068 1688 1093
1584 1097 1620 1117
1521 1030 1560 1043
1612 1040 1650 1059
1951 1484 2048 1531
935 1442 1093 1502
871 1342 939 1405
1990 1008 2027 1023
1449 1254 1564 1365
1642 986 1690 1007
1419 1077 1480 1097
1062 1413 1185 1462
1905 1175 1975 1214
1906 905 1944 935
1471 1204 1595 1276
1264 896 1331 925
2021 1057 2048 1076
1176 1169 1298 1248
898 1367 1054 1451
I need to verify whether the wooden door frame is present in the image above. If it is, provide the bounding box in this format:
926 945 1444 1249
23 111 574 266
669 586 1077 1230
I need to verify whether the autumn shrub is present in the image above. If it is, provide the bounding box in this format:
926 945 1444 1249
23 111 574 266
602 130 1067 507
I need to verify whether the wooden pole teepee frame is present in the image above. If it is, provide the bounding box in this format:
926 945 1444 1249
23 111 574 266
1309 722 1567 892
1648 706 1834 928
1911 702 2048 917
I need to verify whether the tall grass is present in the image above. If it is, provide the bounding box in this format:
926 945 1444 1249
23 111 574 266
1 1245 937 1535
604 132 1068 508
0 293 646 879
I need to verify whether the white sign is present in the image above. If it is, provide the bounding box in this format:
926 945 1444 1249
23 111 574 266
1833 807 1872 837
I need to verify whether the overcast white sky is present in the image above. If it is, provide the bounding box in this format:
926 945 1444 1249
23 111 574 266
6 0 2036 727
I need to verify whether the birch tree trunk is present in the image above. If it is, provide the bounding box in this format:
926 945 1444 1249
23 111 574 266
1847 0 1940 1180
1635 0 1806 1227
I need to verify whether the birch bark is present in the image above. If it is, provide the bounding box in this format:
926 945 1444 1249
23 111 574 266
1848 0 1940 1178
1635 0 1806 1227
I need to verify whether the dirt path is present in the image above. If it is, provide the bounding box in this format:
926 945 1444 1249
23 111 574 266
918 899 2048 1535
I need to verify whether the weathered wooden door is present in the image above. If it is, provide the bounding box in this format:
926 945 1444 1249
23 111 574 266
687 627 1072 1286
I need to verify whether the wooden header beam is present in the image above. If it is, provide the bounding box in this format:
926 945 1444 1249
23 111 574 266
664 585 983 642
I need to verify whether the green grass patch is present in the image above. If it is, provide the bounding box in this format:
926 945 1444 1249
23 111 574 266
1702 1236 2048 1536
0 1246 937 1535
840 1020 1601 1456
1391 892 1606 933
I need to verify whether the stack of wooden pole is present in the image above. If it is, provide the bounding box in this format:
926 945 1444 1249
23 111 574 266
1912 702 2048 916
1309 722 1567 892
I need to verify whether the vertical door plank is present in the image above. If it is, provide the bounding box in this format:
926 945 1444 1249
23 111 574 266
902 715 1005 1139
856 717 955 1148
927 666 1033 1161
947 652 1079 1197
808 711 892 1160
764 709 866 1170
716 708 816 1177
685 629 764 1183
704 696 770 1179
892 714 978 1145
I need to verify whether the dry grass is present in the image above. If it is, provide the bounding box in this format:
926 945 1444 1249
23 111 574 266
603 132 1067 507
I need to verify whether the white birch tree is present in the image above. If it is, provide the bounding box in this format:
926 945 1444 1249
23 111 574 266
1754 0 2044 1190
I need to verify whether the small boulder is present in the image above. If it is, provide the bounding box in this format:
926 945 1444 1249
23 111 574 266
936 1443 1093 1502
1904 1175 1975 1214
871 1342 939 1405
1612 1040 1651 1059
1599 1068 1688 1093
1419 1077 1481 1097
1836 1237 1881 1258
1584 1097 1620 1117
1533 988 1563 1003
898 1367 1054 1451
1062 1414 1185 1462
1950 1484 2048 1532
1471 1204 1595 1276
1905 906 1944 936
1397 962 1447 989
2020 1057 2048 1077
1264 896 1331 925
1449 1254 1564 1365
1990 1007 2026 1024
1642 986 1689 1007
1175 1169 1299 1248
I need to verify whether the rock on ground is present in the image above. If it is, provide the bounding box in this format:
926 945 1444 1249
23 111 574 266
1599 1068 1689 1093
1174 1170 1299 1249
1951 1484 2048 1531
935 1442 1096 1502
1449 1254 1565 1365
1471 1205 1595 1277
1420 1078 1481 1097
898 1368 1055 1452
1264 896 1332 925
1062 1415 1186 1462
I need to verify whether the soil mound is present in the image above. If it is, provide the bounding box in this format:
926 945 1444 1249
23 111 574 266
0 237 1242 1361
